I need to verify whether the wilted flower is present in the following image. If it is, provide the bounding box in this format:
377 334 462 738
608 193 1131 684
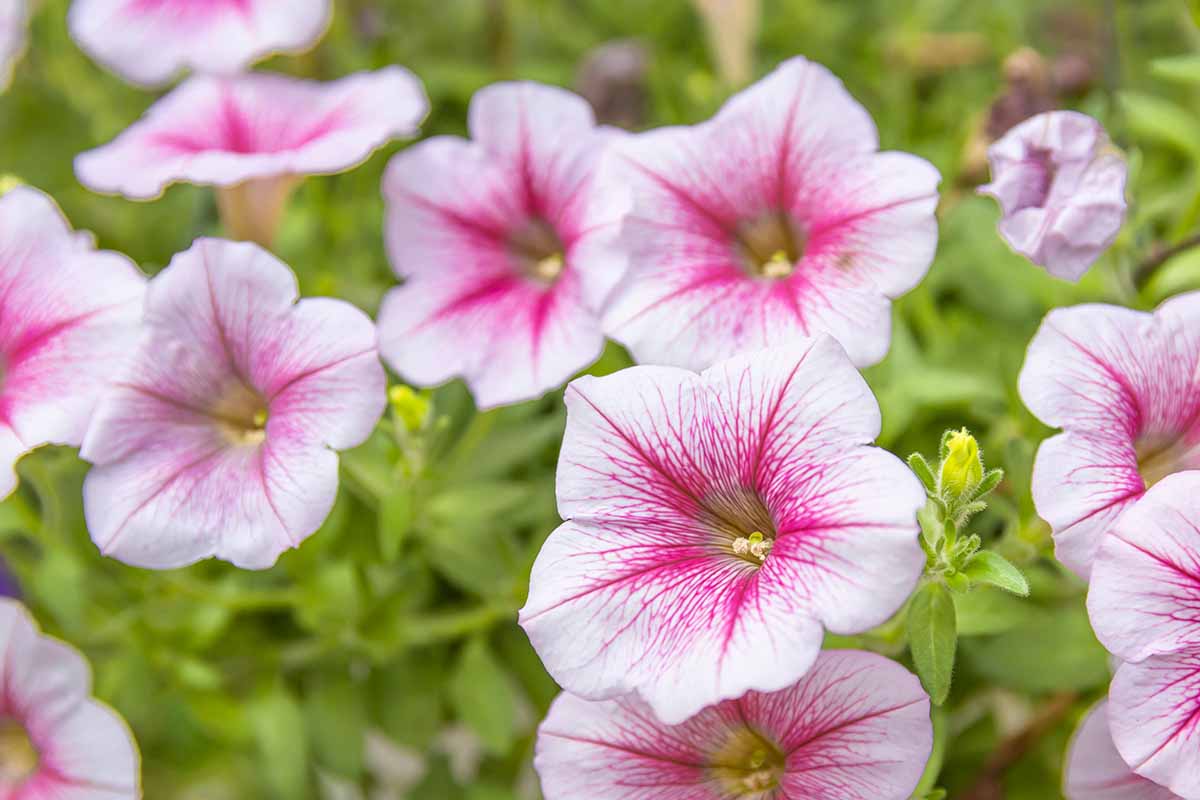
0 0 27 91
75 68 428 247
979 110 1127 281
1087 473 1200 798
80 238 386 570
535 649 932 800
69 0 331 87
601 56 940 371
1065 701 1178 800
0 186 145 499
0 599 140 798
1019 294 1200 578
376 81 628 409
519 338 926 724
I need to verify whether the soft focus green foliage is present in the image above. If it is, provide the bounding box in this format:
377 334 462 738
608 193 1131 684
3 0 1200 797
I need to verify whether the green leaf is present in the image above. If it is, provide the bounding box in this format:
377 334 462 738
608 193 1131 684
372 653 446 750
304 676 366 779
448 638 518 755
917 501 944 553
1119 92 1200 160
377 487 414 562
971 468 1004 500
954 586 1037 636
1152 54 1200 84
963 551 1030 596
962 602 1111 692
907 452 937 494
250 686 310 800
908 582 957 705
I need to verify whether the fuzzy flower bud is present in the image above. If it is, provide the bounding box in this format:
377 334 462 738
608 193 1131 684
941 429 983 497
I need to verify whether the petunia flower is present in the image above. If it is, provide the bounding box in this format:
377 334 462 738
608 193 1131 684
80 237 386 570
1086 473 1200 798
0 0 28 91
0 598 140 798
75 68 428 248
376 81 628 409
600 55 940 371
0 186 145 499
979 110 1127 281
1018 293 1200 578
519 337 926 725
1064 701 1178 800
68 0 331 88
534 649 932 800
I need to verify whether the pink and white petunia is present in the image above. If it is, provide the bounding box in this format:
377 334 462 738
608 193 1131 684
519 337 926 725
0 186 145 500
535 649 932 800
1086 473 1200 798
0 599 140 799
0 0 28 91
69 0 331 88
80 237 386 570
75 68 428 246
1019 294 1200 578
979 110 1127 281
600 56 940 371
376 81 628 409
1064 701 1178 800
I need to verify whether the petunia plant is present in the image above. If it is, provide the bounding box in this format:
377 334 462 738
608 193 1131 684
906 429 1029 704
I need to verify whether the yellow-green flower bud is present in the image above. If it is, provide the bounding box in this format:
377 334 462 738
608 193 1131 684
940 428 983 497
389 385 431 433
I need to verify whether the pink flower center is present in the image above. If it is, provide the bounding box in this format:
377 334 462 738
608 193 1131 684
733 212 806 279
1012 146 1057 212
0 717 37 789
709 726 785 795
701 487 778 566
1136 434 1200 489
508 218 567 285
211 381 269 446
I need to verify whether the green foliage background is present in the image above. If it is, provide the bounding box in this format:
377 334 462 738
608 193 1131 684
2 0 1198 797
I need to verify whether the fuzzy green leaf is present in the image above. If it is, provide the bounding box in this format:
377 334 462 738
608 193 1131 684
963 551 1030 596
908 582 957 705
907 452 937 494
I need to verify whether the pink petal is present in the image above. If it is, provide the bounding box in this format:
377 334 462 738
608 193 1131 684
1089 473 1200 662
1019 301 1200 579
0 0 27 90
0 600 139 799
80 239 385 570
0 187 145 498
69 0 331 87
601 57 939 371
534 649 931 800
1065 701 1178 800
1109 652 1200 799
75 68 428 199
378 82 626 408
520 339 924 724
979 111 1127 281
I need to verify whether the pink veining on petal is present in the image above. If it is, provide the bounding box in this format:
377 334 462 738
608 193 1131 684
534 649 932 800
376 81 630 409
519 338 925 725
0 599 140 799
69 0 331 87
79 238 386 570
601 55 940 371
74 68 429 200
0 187 145 500
1020 296 1200 579
979 110 1128 281
1065 701 1179 800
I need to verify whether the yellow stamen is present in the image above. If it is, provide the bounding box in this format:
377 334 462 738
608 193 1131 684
0 718 37 785
761 250 794 279
533 252 565 282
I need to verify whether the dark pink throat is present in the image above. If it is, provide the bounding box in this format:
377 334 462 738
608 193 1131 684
508 218 567 285
732 211 806 279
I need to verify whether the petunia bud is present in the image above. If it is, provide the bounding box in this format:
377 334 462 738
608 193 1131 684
940 429 983 497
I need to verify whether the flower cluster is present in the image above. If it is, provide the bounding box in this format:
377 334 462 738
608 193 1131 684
0 0 1152 795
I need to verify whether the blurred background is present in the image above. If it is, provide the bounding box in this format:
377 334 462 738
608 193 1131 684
1 0 1198 797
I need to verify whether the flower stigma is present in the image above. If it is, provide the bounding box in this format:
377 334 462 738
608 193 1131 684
732 530 773 562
